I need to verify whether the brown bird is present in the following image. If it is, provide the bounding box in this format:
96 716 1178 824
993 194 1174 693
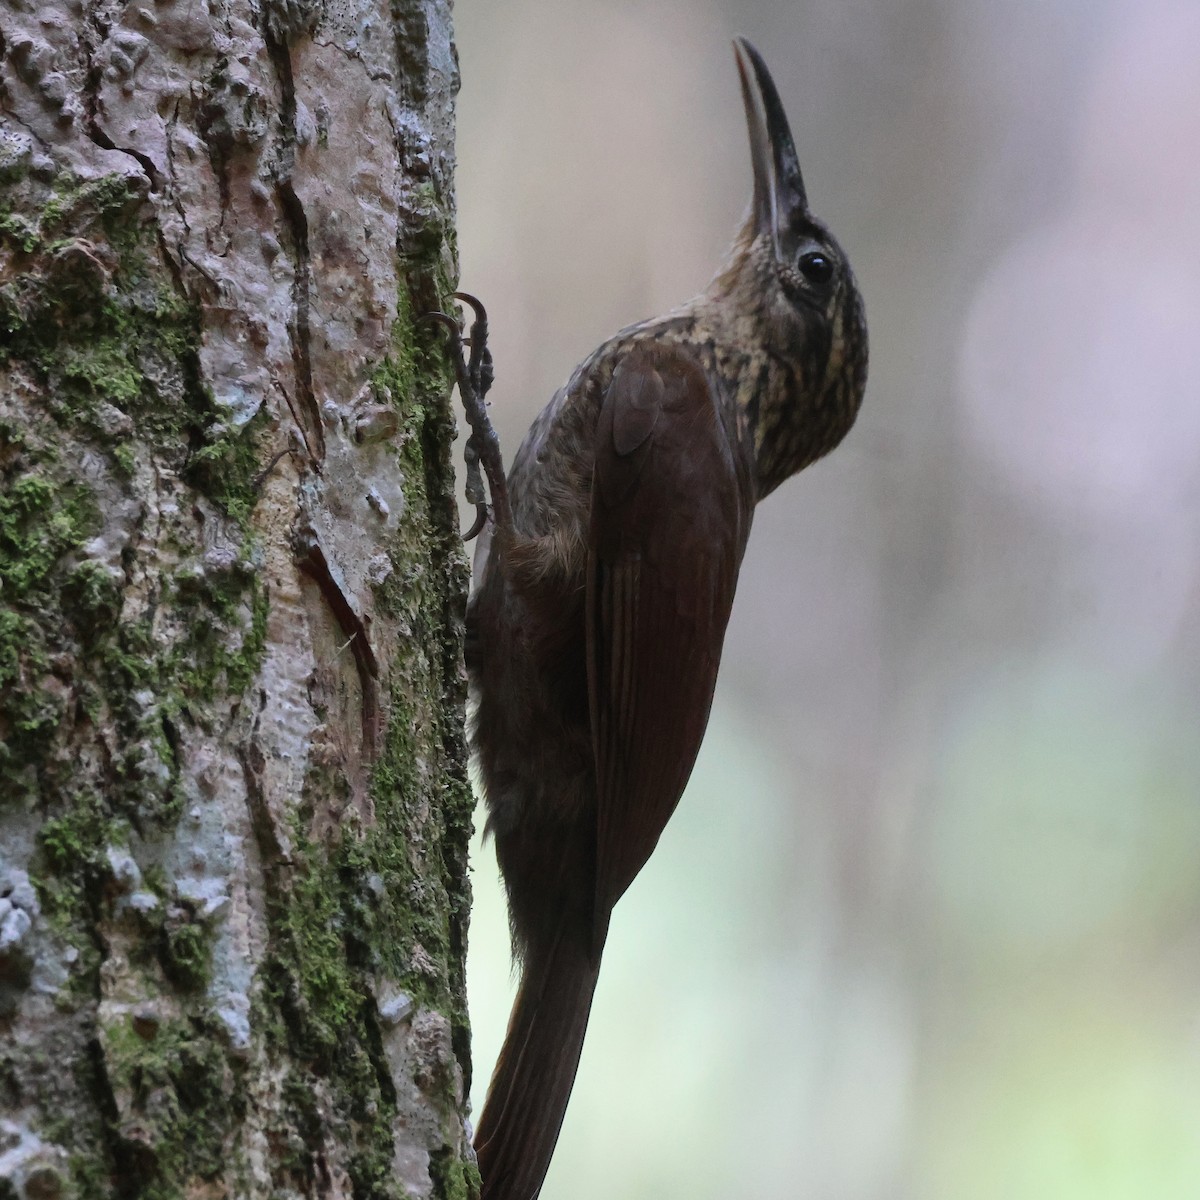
434 37 867 1200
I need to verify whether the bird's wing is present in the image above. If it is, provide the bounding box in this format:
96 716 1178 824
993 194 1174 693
587 343 754 932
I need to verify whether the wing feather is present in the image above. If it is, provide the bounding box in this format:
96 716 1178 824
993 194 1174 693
587 344 754 930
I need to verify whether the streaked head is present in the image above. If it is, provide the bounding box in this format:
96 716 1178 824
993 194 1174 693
718 37 868 493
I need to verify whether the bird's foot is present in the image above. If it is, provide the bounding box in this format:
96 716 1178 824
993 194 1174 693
423 292 510 541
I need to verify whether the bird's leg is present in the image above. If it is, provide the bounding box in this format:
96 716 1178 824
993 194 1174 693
454 292 504 541
423 293 511 542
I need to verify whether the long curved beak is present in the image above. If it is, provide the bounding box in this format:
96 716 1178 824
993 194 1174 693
733 37 808 256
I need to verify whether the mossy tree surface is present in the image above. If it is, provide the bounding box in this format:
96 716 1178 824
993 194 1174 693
0 2 476 1197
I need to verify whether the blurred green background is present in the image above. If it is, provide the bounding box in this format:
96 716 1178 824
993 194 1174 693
453 0 1200 1195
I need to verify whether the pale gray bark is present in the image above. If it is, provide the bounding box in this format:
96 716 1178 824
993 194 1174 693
0 1 474 1196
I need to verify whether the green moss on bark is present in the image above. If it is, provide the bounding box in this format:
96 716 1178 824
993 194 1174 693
4 80 473 1187
246 307 474 1191
95 1014 241 1198
1 171 268 802
0 171 263 514
0 470 99 774
1 171 271 1194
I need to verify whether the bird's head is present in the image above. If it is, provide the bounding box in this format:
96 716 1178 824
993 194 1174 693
711 38 868 496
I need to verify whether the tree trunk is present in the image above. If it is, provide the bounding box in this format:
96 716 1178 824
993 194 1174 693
0 1 474 1197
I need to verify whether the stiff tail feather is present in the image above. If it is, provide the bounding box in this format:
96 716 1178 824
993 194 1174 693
474 926 601 1200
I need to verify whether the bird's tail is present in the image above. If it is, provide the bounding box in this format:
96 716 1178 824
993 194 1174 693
474 925 601 1200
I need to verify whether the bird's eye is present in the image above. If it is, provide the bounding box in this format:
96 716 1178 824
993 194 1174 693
799 251 834 285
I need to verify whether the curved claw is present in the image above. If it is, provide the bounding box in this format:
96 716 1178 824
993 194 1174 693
418 310 463 337
452 292 492 398
452 292 488 325
463 503 488 542
424 291 509 538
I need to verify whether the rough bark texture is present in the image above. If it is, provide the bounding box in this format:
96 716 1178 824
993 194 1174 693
0 1 474 1197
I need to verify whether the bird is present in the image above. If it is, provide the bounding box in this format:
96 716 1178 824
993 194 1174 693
430 36 867 1200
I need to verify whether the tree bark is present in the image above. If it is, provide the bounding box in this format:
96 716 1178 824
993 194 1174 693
0 1 474 1197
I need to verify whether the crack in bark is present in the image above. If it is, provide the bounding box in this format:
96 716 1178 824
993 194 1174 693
264 26 325 463
164 101 185 210
312 35 395 82
156 224 189 302
84 117 165 193
0 96 55 154
77 14 164 192
86 1033 141 1199
194 69 233 223
275 379 322 471
361 994 401 1111
295 535 382 763
239 713 290 867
